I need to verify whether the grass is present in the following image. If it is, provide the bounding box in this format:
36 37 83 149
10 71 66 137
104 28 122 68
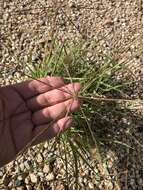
23 38 142 189
1 1 143 189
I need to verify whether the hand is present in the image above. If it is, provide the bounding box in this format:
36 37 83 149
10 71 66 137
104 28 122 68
0 77 81 167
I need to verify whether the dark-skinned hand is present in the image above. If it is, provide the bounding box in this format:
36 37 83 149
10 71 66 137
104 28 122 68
0 77 81 167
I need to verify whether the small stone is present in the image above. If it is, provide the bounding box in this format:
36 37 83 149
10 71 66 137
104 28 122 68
88 182 94 189
107 182 113 189
29 173 38 183
3 175 11 186
16 186 25 190
17 175 23 181
3 13 9 21
43 164 50 174
36 153 43 163
44 141 48 148
32 53 39 61
8 181 13 187
25 176 30 184
37 172 44 177
83 177 87 184
26 185 32 190
78 177 83 185
130 178 135 186
15 179 24 187
138 178 143 186
46 173 54 181
43 150 48 157
19 163 25 171
37 183 42 190
24 161 31 170
0 171 3 177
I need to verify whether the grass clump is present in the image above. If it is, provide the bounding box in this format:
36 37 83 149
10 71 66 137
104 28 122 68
25 39 140 189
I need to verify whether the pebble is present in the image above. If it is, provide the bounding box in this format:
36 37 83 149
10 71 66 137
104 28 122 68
2 175 11 186
8 181 13 188
138 178 143 186
37 172 44 177
36 153 43 163
24 161 31 170
19 163 25 171
43 150 48 157
24 176 30 185
130 178 135 186
43 164 50 174
15 179 23 187
16 187 25 190
29 173 38 184
46 173 54 181
17 175 23 181
0 171 3 177
26 185 32 190
88 182 94 189
3 13 9 21
44 142 48 149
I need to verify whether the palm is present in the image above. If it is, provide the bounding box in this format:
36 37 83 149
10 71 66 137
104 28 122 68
0 77 80 166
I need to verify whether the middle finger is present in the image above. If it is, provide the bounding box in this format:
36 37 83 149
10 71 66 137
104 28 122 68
32 98 80 125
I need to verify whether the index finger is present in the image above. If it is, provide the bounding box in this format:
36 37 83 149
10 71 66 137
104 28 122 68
27 83 81 111
13 77 65 99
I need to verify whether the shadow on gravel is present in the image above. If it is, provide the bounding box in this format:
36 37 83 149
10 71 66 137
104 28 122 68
89 100 143 189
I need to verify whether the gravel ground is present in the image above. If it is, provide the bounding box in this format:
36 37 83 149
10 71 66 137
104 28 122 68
0 0 143 189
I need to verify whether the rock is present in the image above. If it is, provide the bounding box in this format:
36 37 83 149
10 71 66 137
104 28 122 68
37 172 44 177
46 173 54 181
69 1 76 8
43 164 50 174
36 153 43 163
31 52 40 61
29 173 38 183
26 185 32 190
37 183 42 190
8 181 13 188
24 176 30 184
17 175 23 181
0 171 3 177
24 161 31 170
3 13 9 21
19 163 25 171
44 141 48 149
16 186 25 190
88 182 94 189
2 174 11 186
138 178 143 186
130 178 135 186
15 179 24 187
43 150 48 157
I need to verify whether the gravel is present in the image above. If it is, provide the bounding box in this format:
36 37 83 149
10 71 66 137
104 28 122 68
0 0 143 189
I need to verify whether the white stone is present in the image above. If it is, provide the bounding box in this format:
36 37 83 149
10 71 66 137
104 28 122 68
26 185 32 190
19 163 25 171
29 173 38 183
43 165 50 174
88 182 94 189
46 173 54 181
16 187 25 190
36 153 43 163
